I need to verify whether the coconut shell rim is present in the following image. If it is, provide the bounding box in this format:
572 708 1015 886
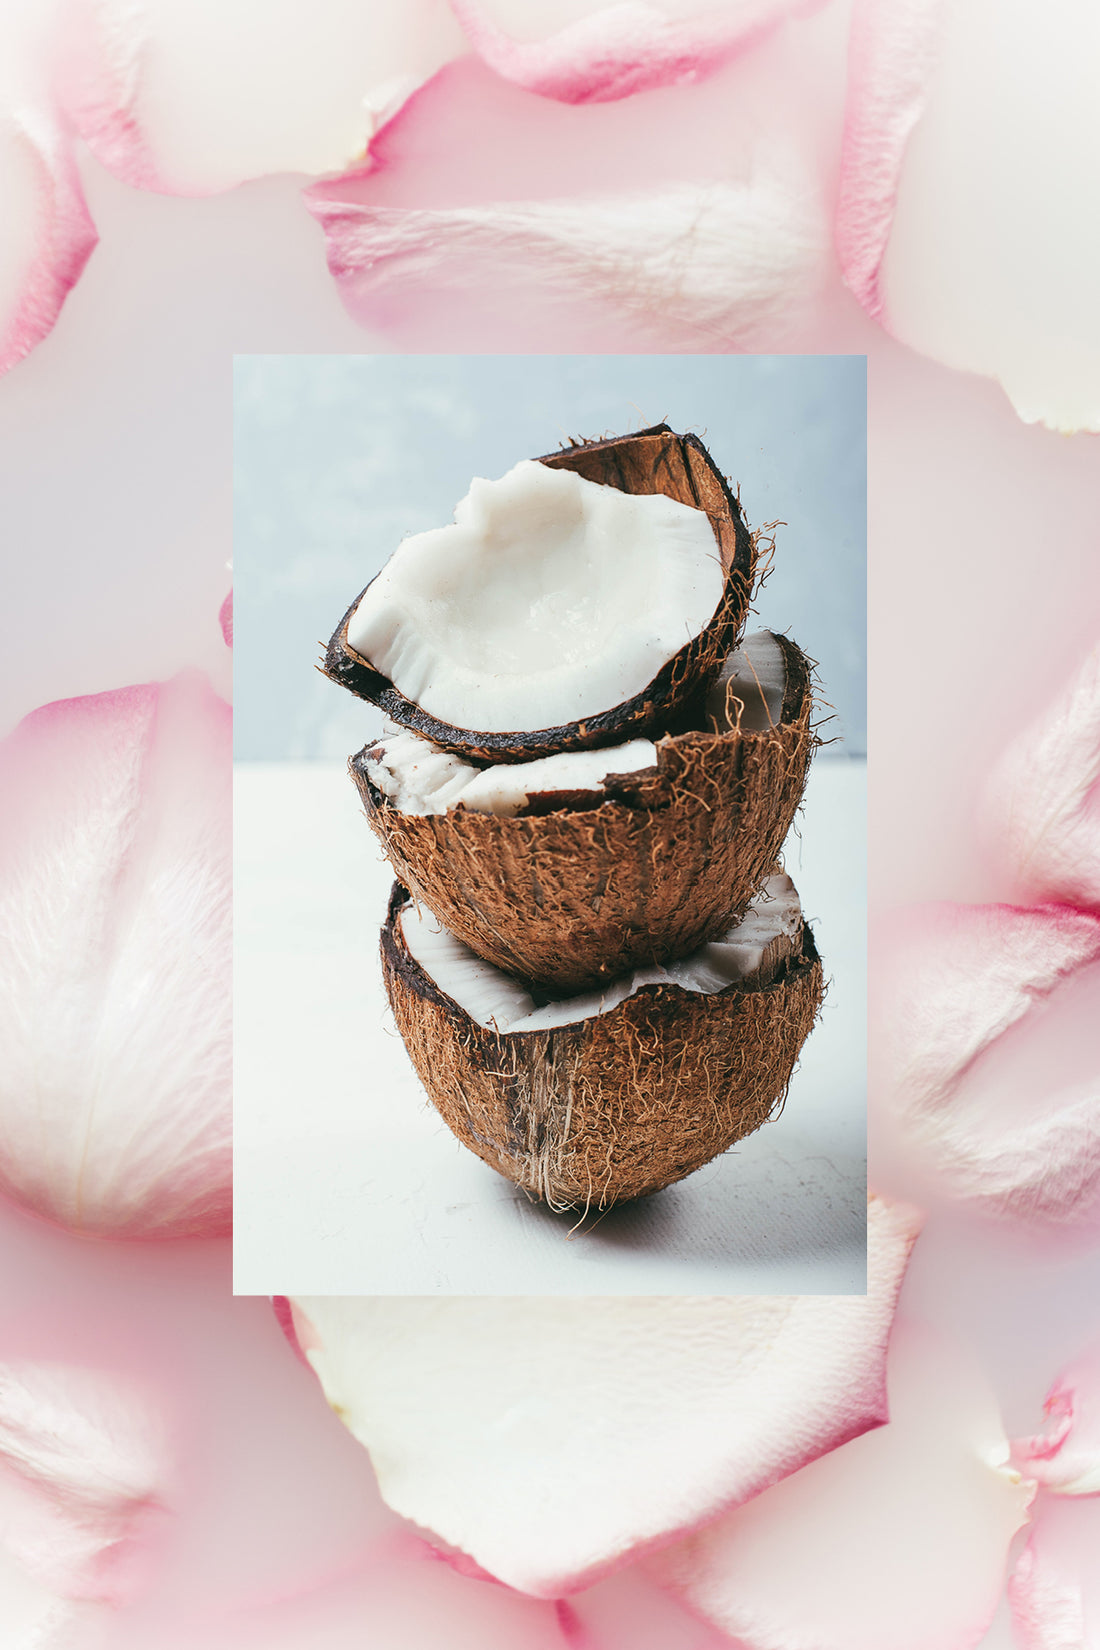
382 881 821 1036
322 424 756 762
353 629 814 828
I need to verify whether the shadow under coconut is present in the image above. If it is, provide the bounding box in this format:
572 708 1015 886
506 1137 867 1288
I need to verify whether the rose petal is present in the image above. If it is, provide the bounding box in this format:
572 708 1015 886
0 1543 90 1650
0 1359 166 1646
0 1361 164 1605
1008 1501 1100 1650
983 644 1100 914
192 1532 572 1650
1013 1340 1100 1495
218 591 232 650
835 0 945 320
308 179 826 353
652 1319 1034 1650
565 1566 735 1650
449 0 809 103
287 1196 920 1598
58 0 467 194
838 0 1100 432
872 902 1100 1228
0 101 97 376
305 31 840 351
0 1368 165 1602
0 672 231 1238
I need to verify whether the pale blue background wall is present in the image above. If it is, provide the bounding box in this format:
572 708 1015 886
233 354 865 759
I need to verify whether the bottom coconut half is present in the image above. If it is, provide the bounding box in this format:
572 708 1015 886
381 882 824 1211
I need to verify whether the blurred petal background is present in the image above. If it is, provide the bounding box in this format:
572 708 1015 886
0 0 1098 1644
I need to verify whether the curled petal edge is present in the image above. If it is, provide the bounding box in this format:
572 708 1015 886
0 109 98 376
983 643 1100 915
283 1196 920 1597
836 0 946 317
448 0 815 104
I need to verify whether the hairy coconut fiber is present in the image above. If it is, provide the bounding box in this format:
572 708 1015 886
323 425 756 763
352 634 816 993
382 885 824 1211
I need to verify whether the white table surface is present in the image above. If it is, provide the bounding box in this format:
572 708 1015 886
234 757 866 1296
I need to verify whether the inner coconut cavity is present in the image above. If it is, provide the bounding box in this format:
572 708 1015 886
399 873 803 1033
365 630 789 817
364 730 659 817
345 459 724 733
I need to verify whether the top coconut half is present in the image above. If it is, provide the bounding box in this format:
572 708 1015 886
323 426 756 762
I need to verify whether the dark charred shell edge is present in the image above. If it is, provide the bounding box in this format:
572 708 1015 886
771 632 810 730
350 628 812 824
322 424 755 764
382 882 820 1026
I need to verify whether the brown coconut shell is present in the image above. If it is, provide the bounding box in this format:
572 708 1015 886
323 425 756 763
352 633 817 994
381 883 824 1211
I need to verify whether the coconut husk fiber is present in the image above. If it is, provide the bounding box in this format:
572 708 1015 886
353 634 817 994
381 884 825 1211
323 424 757 763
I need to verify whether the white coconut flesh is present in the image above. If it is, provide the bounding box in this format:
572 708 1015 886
399 873 803 1032
365 729 659 817
365 630 789 817
706 629 787 732
345 458 725 733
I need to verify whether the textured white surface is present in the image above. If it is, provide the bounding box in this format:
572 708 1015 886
233 756 866 1295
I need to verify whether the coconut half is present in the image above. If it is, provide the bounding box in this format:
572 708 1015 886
381 874 823 1210
353 631 816 992
323 424 756 762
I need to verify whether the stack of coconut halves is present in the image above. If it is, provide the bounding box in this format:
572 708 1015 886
323 424 824 1213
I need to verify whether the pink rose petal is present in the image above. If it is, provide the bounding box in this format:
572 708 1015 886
983 644 1100 915
838 0 1100 431
287 1197 920 1597
0 1362 165 1603
1008 1501 1100 1650
835 0 945 318
198 1532 571 1650
0 672 231 1238
1013 1340 1100 1495
305 35 839 350
308 179 826 353
652 1319 1034 1650
218 591 232 650
563 1566 734 1650
0 104 97 376
450 0 811 104
0 1360 166 1650
872 902 1100 1228
58 0 467 195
